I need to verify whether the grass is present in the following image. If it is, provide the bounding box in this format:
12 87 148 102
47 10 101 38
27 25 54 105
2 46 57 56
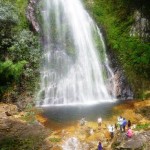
0 136 44 150
49 137 61 143
136 123 150 131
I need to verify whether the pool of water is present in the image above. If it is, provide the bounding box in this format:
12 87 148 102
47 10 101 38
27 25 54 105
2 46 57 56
41 101 124 123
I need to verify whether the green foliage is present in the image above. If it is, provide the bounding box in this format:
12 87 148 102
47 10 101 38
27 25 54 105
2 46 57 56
84 0 150 98
0 1 18 24
9 30 40 78
0 60 26 80
0 60 26 96
14 0 28 29
0 0 28 30
0 0 41 101
0 136 44 150
49 137 61 143
0 1 18 60
21 104 42 124
142 92 150 100
136 123 150 130
22 111 36 124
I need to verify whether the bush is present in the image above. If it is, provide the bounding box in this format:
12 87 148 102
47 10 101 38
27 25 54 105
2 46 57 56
9 30 40 78
0 60 26 98
0 136 44 150
0 1 18 60
0 1 41 101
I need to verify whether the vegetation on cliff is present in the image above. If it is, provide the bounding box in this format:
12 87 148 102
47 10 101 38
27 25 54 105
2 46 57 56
84 0 150 99
0 0 40 102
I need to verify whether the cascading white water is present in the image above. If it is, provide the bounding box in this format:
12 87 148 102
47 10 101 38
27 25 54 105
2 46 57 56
37 0 116 106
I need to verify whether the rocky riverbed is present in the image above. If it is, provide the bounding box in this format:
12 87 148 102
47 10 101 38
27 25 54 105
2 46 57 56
0 100 150 150
0 103 50 149
37 100 150 150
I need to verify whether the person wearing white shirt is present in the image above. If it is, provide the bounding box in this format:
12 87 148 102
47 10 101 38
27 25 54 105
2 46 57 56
108 125 115 139
118 116 123 132
97 117 102 129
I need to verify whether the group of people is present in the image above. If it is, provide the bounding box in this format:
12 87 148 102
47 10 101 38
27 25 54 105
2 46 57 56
97 116 133 140
117 116 133 138
117 116 131 132
97 116 133 149
107 116 133 139
79 116 133 150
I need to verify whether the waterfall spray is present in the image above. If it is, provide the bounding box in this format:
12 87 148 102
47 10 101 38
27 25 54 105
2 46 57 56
37 0 116 106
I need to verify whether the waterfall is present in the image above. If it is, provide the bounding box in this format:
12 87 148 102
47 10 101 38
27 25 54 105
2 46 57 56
37 0 116 106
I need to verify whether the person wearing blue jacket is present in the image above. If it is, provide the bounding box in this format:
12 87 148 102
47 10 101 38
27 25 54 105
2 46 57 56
122 118 127 132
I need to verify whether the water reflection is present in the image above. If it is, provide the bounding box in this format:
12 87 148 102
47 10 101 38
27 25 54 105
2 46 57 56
41 101 122 123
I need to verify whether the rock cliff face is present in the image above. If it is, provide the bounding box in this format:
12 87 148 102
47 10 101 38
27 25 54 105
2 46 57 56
26 0 39 32
106 41 133 100
130 10 150 42
112 7 150 99
113 69 133 100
